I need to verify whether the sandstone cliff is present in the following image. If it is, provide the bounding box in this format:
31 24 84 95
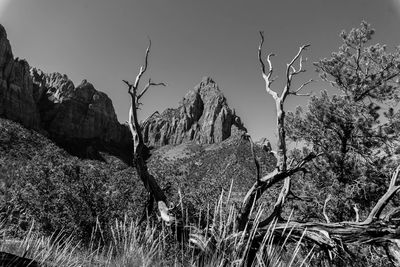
0 23 248 159
31 69 131 148
0 23 131 158
0 24 40 129
142 77 246 147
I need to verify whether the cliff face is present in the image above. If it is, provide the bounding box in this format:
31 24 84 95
0 25 40 129
0 23 249 159
0 24 131 158
142 77 246 147
31 69 130 147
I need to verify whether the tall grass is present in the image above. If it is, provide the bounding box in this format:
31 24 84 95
0 188 313 266
187 189 314 266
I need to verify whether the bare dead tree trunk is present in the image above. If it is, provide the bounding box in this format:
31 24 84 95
237 32 315 230
258 163 400 264
123 40 174 224
234 32 400 265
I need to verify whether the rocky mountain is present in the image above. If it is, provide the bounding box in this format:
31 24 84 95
142 77 246 147
30 69 132 157
0 24 131 159
0 24 249 159
0 22 276 247
255 137 272 152
0 24 41 130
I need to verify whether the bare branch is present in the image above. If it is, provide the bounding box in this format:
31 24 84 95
267 54 275 77
390 165 400 188
133 39 151 90
258 31 278 100
259 176 292 227
323 194 332 223
294 92 312 97
292 79 314 95
354 204 360 223
138 79 166 100
258 31 266 75
365 165 400 223
277 152 322 180
123 80 134 95
282 44 310 99
124 39 173 225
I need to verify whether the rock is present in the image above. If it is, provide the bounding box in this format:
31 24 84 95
30 69 131 153
0 24 132 159
255 137 272 152
0 23 247 160
142 77 246 146
0 24 40 129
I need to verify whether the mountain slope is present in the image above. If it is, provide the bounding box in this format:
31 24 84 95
0 117 275 239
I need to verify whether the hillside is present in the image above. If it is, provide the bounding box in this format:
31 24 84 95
0 116 275 241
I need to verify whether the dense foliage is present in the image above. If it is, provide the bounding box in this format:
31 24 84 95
284 22 400 266
0 118 146 242
0 117 274 245
286 21 400 222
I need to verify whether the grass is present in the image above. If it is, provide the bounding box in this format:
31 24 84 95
0 187 313 266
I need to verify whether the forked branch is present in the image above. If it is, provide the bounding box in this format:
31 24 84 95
237 33 315 231
124 40 173 225
364 165 400 223
133 39 151 89
258 31 278 100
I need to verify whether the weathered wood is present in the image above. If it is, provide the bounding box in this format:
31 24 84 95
0 251 39 267
237 32 315 232
236 33 400 265
124 40 174 224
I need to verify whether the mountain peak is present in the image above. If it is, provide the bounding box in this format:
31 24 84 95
196 76 217 88
142 77 246 147
0 24 7 39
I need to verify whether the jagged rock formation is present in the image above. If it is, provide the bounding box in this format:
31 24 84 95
0 24 40 129
0 24 247 159
256 137 272 152
31 69 131 148
142 77 246 146
0 23 131 158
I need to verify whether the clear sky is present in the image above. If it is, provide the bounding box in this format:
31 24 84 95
1 0 400 143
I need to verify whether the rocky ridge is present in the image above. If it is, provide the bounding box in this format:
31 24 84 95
0 24 40 129
142 77 246 147
0 24 249 159
31 69 131 150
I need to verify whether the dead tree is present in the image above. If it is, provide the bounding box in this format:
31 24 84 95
237 31 400 265
123 40 174 224
237 31 317 231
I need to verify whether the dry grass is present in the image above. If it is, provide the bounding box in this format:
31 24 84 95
0 187 313 266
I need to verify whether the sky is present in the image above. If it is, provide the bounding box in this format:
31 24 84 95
1 0 400 143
